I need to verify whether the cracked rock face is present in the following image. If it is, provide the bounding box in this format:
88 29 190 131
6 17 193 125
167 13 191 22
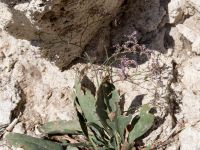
4 0 123 69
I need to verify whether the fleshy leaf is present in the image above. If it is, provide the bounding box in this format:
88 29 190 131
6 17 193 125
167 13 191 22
67 146 79 150
109 89 121 114
96 78 121 135
116 115 132 142
128 105 154 142
74 76 101 127
96 80 113 135
40 120 83 135
87 122 109 145
74 98 89 138
6 133 62 150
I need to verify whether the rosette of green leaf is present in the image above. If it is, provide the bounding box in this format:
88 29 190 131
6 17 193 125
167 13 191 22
96 79 132 149
6 76 155 150
74 76 109 149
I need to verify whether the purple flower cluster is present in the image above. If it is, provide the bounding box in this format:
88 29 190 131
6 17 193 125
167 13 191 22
114 30 154 81
119 56 138 80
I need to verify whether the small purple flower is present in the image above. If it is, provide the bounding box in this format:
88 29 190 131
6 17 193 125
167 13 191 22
118 56 138 80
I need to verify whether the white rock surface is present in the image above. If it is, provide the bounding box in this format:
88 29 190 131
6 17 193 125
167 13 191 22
180 127 200 150
0 141 10 150
12 122 25 134
182 90 200 123
3 0 123 68
166 145 179 150
0 82 22 125
0 28 77 129
0 2 12 29
168 0 183 24
182 57 200 91
192 36 200 54
187 0 200 13
176 24 200 43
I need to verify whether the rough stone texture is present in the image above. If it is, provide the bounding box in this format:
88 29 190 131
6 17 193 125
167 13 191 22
187 0 200 12
0 84 21 125
0 0 123 131
168 27 184 54
124 0 166 33
168 0 184 24
181 57 200 91
180 126 200 150
176 24 198 43
0 2 12 28
166 145 180 150
111 0 166 47
12 123 25 134
3 0 123 69
182 90 200 123
192 38 200 54
0 27 77 131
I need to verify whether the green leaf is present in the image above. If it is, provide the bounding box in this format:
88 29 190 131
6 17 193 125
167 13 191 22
87 122 109 145
98 79 120 113
74 99 89 138
109 89 121 115
96 79 120 135
62 142 92 147
128 105 155 142
109 136 117 149
96 81 112 134
74 77 101 127
146 144 151 150
116 115 132 142
40 120 83 135
67 146 79 150
6 133 62 150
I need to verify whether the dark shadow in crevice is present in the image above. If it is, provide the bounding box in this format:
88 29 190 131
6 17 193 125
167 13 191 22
126 94 145 115
2 0 174 71
73 0 175 69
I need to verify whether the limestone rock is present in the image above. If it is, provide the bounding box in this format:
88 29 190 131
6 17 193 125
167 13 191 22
3 0 123 68
0 27 77 131
176 24 199 43
168 27 183 52
123 0 166 33
192 38 200 54
0 82 22 125
0 141 10 150
187 0 200 13
182 57 200 91
111 0 166 46
12 122 25 134
166 145 179 150
182 90 200 123
0 2 12 29
180 126 200 150
168 0 183 24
